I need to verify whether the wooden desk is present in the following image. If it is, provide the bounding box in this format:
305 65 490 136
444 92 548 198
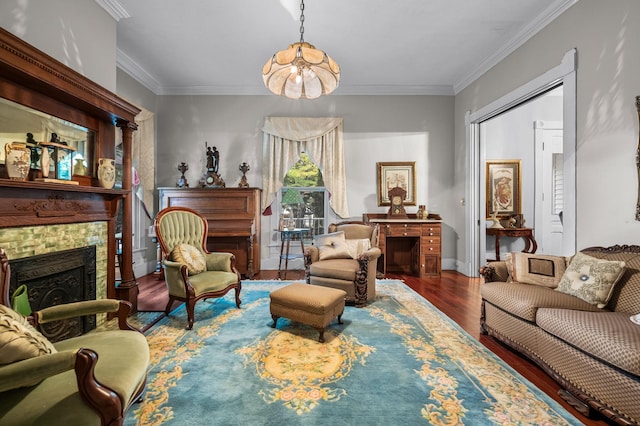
486 227 537 261
363 213 442 277
158 187 261 277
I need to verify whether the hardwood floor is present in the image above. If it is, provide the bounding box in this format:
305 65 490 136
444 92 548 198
135 270 611 425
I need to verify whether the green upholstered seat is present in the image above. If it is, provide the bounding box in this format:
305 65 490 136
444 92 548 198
0 292 149 426
154 206 242 329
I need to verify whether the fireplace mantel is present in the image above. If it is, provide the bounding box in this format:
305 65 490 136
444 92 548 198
0 180 127 227
0 28 140 311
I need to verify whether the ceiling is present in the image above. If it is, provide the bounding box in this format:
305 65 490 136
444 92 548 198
101 0 577 96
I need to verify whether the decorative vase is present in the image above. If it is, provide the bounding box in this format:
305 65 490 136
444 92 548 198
97 157 116 189
40 145 50 178
73 158 86 176
5 142 31 181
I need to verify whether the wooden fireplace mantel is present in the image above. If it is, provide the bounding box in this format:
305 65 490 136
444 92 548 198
0 28 140 311
0 180 127 227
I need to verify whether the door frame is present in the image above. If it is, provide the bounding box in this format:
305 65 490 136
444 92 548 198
534 120 564 255
465 49 577 276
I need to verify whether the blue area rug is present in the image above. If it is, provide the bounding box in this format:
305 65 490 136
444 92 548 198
125 280 580 425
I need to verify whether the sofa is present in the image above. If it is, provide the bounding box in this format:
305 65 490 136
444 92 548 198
480 245 640 425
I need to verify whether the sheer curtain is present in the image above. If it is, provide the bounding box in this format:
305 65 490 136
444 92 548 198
131 108 154 217
262 117 349 218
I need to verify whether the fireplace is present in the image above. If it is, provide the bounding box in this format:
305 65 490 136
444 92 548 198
8 246 97 342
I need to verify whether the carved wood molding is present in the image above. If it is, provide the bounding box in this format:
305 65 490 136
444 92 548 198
582 244 640 254
0 28 140 122
14 195 89 216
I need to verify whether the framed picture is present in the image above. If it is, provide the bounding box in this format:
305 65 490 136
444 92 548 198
486 160 521 218
377 162 416 206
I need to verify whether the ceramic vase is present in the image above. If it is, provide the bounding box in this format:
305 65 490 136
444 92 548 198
97 157 116 189
73 158 86 176
5 142 31 181
40 145 50 178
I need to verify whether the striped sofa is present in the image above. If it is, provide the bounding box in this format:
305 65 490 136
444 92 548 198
480 245 640 425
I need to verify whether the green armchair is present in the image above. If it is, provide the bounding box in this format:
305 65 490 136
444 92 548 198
154 206 242 330
0 298 149 426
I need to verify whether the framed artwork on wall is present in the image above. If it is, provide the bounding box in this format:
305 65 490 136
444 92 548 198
486 160 521 218
377 162 416 206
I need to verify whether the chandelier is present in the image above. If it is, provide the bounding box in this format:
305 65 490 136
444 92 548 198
262 0 340 100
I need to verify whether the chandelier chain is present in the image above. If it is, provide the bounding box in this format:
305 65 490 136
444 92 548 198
299 0 305 44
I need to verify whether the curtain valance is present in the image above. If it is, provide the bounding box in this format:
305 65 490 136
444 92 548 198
262 117 343 141
261 117 349 218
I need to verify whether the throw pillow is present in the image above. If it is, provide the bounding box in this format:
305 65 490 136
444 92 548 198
508 252 568 288
556 252 626 308
315 231 352 261
170 243 207 275
0 305 57 365
345 238 372 259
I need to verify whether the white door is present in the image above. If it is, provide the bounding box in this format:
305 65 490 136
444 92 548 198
534 121 563 255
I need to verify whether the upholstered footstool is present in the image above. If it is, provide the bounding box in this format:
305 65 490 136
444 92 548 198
270 283 346 343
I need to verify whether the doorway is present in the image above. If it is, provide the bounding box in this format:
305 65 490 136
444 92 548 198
466 49 577 276
481 87 564 260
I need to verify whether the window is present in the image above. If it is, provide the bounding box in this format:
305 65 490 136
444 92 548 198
280 153 327 239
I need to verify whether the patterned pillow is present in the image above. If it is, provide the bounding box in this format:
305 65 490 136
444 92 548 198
345 238 372 259
556 252 626 308
0 305 57 365
170 243 207 275
315 231 352 261
507 252 568 288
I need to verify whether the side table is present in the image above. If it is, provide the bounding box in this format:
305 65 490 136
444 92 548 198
486 227 537 261
277 228 311 279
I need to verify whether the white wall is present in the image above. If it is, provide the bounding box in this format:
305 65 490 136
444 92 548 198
0 0 117 91
155 95 456 269
455 0 640 270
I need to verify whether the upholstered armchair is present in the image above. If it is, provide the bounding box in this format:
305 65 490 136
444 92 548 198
0 298 149 426
305 222 381 307
155 206 242 329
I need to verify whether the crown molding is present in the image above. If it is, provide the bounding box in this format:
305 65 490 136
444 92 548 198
116 48 162 94
453 0 579 94
152 84 455 96
94 0 130 21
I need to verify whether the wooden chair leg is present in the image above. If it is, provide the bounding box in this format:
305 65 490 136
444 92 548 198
234 287 242 308
164 297 175 315
271 315 279 328
186 299 196 330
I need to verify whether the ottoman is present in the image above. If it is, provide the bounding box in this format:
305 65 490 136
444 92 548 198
270 283 346 343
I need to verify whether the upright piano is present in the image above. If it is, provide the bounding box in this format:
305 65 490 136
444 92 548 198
158 187 261 277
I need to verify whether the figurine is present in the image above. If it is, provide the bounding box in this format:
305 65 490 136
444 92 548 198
238 162 250 188
203 142 224 187
177 162 189 188
206 143 219 173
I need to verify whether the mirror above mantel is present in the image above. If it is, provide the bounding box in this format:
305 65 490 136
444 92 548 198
0 97 95 181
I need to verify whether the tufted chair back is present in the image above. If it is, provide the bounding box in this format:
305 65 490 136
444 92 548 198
155 207 208 257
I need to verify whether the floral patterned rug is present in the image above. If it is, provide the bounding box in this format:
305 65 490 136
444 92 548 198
125 280 580 425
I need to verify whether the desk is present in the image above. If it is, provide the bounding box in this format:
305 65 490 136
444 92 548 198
486 227 537 261
363 214 442 277
278 228 311 279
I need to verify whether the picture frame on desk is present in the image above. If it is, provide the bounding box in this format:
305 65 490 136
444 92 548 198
377 161 416 206
486 160 521 219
